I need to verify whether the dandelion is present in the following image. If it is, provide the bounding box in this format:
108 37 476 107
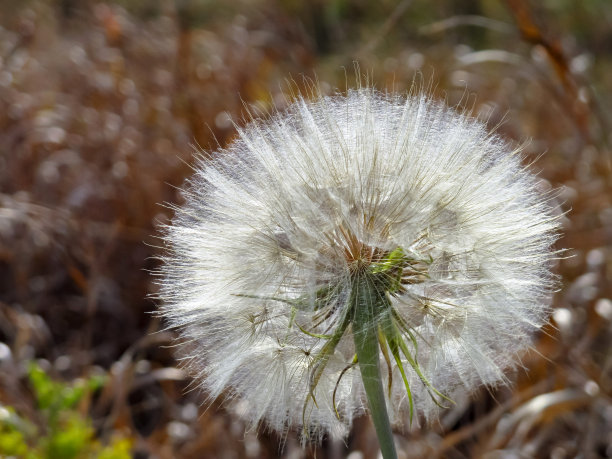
157 87 559 457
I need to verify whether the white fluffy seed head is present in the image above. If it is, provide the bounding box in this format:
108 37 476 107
157 88 560 442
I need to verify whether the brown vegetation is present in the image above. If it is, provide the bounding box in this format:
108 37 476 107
1 0 611 457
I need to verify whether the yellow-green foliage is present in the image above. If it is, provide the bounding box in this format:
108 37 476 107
0 362 131 459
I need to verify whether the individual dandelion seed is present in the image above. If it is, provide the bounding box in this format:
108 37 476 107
156 87 560 458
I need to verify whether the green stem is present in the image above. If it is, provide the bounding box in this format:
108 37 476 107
352 275 398 459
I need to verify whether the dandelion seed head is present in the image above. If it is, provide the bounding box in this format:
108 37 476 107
157 87 560 442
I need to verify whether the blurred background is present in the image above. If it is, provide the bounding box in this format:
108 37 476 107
0 0 611 457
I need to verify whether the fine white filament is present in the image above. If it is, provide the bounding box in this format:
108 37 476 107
158 88 559 442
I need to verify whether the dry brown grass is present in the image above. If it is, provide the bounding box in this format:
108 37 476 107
1 1 611 457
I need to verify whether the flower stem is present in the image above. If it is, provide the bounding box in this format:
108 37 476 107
352 275 398 459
